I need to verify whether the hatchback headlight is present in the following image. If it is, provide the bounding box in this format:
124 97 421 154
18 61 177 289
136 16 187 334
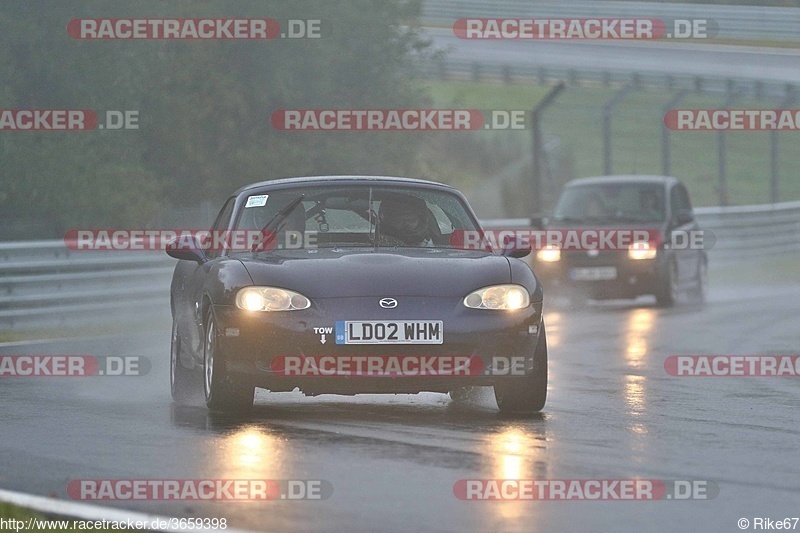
235 287 311 311
628 241 658 260
464 284 530 310
536 245 561 262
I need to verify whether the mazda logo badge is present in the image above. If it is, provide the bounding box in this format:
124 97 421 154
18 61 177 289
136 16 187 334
379 298 398 309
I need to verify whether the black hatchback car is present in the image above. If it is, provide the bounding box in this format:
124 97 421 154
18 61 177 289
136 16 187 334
167 176 547 414
531 175 707 307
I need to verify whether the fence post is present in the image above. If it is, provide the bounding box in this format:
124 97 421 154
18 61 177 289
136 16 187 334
717 82 740 206
770 85 796 203
603 84 636 176
531 82 566 214
661 89 690 177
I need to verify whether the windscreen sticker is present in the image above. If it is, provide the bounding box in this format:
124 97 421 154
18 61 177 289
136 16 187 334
245 195 268 208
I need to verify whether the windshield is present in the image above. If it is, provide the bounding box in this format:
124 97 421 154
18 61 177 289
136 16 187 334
553 183 666 223
234 185 478 250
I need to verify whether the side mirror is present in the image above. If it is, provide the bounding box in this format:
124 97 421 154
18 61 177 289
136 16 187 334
501 235 532 259
673 209 694 226
166 236 208 264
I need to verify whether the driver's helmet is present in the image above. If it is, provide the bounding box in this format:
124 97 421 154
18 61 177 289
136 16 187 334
379 195 432 245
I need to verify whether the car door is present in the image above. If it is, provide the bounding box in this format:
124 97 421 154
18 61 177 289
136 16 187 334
667 183 700 285
185 197 237 356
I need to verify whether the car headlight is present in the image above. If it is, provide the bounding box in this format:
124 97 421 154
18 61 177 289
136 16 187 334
235 287 311 311
464 284 530 310
536 245 561 262
628 241 658 260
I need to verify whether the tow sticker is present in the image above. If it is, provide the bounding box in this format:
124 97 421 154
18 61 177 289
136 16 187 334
245 195 268 208
313 326 333 345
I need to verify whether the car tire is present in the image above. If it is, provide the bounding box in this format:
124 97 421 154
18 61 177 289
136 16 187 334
203 309 254 412
689 257 708 303
170 317 198 403
655 259 679 308
493 323 548 415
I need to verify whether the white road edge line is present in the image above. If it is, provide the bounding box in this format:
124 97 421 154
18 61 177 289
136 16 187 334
0 488 255 533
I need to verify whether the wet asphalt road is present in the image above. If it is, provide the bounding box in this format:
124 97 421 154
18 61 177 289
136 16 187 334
1 276 799 533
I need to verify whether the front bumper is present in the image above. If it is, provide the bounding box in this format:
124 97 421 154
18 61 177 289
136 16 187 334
212 296 543 394
532 251 665 299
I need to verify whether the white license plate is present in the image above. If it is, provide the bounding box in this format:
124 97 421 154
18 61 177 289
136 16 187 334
569 267 618 281
335 320 443 345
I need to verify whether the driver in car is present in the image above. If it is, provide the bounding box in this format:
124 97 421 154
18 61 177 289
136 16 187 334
378 195 436 247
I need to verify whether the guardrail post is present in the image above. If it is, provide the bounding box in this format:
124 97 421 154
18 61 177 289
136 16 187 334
502 65 512 85
531 82 566 214
437 56 448 81
602 84 636 176
537 67 547 85
717 82 741 206
770 85 796 203
471 62 481 82
661 89 690 177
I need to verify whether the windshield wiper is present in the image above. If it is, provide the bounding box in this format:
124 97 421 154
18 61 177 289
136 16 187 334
368 187 381 251
251 194 305 252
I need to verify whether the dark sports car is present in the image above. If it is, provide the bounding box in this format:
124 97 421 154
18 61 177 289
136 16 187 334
167 176 547 414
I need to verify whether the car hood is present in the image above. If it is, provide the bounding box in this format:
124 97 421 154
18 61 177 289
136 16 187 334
235 248 510 298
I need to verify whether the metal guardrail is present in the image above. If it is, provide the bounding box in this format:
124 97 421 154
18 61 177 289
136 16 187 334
1 200 798 330
694 200 800 257
419 1 800 97
0 241 173 330
419 58 795 100
481 201 800 261
422 0 800 42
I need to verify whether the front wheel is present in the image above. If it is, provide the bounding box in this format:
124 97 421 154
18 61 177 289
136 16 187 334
655 259 679 308
494 323 548 415
203 309 254 412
